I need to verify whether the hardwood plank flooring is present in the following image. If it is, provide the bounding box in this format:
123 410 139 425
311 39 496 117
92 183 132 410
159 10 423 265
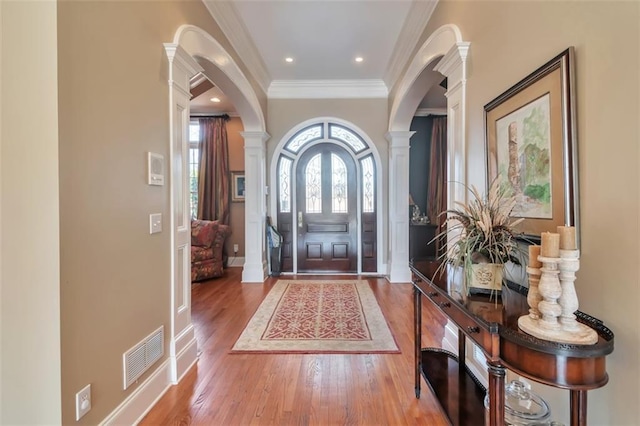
140 268 450 425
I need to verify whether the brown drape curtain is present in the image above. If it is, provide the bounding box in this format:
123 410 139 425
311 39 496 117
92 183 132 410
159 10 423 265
427 117 448 254
197 116 230 225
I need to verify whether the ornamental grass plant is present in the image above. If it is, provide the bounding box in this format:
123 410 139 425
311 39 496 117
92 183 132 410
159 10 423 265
435 177 525 292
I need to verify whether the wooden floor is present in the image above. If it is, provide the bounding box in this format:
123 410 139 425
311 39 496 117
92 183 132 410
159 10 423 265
140 268 450 426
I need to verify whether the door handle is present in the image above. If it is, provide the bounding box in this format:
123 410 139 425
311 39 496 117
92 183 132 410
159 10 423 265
298 211 303 228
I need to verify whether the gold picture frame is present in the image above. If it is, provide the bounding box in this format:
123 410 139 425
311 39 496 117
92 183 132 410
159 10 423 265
484 47 579 246
231 171 245 202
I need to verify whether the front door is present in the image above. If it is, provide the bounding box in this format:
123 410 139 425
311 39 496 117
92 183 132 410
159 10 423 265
296 143 357 272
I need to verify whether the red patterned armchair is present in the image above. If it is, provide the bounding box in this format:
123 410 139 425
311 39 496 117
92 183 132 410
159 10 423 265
191 219 230 282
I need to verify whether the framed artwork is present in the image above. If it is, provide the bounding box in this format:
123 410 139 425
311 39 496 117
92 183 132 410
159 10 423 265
485 47 579 245
231 171 245 202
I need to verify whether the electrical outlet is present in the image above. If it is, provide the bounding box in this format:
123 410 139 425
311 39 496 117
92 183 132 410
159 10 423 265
75 384 92 420
233 244 239 253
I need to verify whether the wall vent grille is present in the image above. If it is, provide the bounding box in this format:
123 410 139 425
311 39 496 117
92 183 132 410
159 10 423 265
123 326 164 389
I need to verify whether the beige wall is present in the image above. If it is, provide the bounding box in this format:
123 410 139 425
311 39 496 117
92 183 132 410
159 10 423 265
56 1 255 424
266 98 389 267
226 117 246 257
418 1 639 424
1 1 62 424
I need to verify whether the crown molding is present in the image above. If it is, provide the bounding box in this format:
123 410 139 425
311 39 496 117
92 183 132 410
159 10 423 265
202 0 271 94
383 0 439 91
268 80 388 99
415 108 447 117
189 72 208 89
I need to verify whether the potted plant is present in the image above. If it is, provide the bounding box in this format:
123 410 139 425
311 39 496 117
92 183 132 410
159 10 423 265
437 177 524 295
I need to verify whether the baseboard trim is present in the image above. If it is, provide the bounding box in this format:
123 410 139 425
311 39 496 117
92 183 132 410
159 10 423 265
99 359 171 426
172 336 198 384
100 339 198 425
442 319 458 353
227 256 245 267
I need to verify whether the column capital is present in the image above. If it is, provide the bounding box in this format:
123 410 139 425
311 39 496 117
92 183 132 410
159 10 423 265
434 41 470 80
385 131 415 147
241 131 270 148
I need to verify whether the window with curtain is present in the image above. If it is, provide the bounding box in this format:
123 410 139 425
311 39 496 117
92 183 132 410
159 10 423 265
189 122 200 219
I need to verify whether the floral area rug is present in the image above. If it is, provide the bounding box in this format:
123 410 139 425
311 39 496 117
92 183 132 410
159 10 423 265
231 280 400 353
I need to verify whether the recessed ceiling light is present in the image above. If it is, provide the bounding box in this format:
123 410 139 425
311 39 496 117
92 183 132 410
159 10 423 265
285 57 294 63
355 56 364 63
210 97 221 103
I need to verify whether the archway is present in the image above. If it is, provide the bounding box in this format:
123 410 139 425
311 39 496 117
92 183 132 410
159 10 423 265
386 24 469 283
164 25 267 382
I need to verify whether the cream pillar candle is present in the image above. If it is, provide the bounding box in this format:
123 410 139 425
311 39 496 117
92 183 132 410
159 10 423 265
557 226 577 250
529 245 542 268
540 232 560 257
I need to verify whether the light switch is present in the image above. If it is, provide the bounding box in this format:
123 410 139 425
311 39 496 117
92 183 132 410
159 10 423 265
149 213 162 234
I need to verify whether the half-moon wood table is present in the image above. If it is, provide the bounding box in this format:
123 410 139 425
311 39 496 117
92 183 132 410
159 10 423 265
411 260 614 426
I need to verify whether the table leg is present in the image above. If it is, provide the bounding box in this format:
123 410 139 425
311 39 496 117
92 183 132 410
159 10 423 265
487 361 506 426
414 285 422 398
570 389 587 426
458 331 466 370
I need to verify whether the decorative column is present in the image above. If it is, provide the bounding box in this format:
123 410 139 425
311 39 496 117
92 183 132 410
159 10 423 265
241 131 270 283
164 43 203 382
434 42 470 211
386 131 414 283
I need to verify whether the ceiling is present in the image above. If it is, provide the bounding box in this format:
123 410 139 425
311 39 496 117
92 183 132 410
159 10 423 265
191 0 445 116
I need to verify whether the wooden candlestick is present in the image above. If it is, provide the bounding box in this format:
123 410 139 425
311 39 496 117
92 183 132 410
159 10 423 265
558 249 581 331
525 266 542 320
519 250 598 345
536 256 563 331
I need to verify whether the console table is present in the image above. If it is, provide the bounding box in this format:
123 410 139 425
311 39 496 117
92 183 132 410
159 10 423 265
411 260 614 426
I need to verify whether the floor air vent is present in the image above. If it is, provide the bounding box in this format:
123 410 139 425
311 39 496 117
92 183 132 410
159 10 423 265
123 326 164 389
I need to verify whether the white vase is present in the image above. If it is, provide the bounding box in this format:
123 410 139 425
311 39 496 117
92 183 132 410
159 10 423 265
468 263 504 294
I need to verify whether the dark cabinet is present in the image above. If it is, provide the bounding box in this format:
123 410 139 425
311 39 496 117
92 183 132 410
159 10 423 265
409 223 437 260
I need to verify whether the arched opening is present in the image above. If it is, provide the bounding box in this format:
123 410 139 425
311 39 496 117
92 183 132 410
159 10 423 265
386 24 470 283
270 118 383 274
164 25 267 382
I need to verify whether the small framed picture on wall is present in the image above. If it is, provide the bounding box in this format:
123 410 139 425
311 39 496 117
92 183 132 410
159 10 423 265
231 171 245 202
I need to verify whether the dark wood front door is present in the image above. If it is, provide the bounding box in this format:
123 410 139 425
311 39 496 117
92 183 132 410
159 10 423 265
296 144 357 272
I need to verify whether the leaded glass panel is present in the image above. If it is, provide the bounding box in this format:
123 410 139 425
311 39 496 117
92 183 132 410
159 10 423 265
286 125 322 153
361 156 375 213
331 154 348 213
278 157 292 213
329 125 366 152
305 154 322 213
